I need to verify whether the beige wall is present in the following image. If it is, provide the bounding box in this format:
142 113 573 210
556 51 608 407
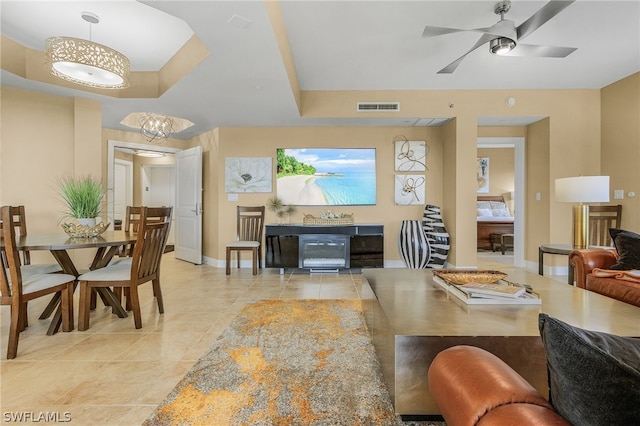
601 73 640 232
0 86 101 266
526 119 552 264
213 127 443 266
3 72 639 269
477 148 514 198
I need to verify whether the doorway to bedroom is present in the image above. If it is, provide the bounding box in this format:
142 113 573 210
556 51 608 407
477 137 525 268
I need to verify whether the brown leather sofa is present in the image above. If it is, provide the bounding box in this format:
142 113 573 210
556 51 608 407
569 248 640 307
428 345 570 426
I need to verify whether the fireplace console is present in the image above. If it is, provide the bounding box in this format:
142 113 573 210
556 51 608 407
265 224 384 273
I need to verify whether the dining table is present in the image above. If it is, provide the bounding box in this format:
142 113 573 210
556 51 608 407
1 230 137 335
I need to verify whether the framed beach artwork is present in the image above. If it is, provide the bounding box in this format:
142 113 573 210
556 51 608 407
394 174 425 205
225 157 272 193
276 148 377 205
477 157 489 193
394 139 427 172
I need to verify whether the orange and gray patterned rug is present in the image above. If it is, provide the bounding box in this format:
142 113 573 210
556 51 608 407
144 299 403 425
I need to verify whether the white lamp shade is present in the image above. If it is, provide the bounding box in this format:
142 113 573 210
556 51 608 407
555 176 610 203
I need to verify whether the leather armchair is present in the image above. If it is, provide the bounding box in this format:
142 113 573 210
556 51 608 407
428 345 570 426
569 248 640 307
568 248 618 288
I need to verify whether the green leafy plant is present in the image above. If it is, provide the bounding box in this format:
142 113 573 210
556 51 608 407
58 175 104 219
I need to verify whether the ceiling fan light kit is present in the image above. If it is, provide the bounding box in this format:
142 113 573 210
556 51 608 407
45 12 130 89
490 37 516 55
422 0 577 73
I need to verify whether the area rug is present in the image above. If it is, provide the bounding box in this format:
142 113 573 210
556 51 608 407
143 299 441 425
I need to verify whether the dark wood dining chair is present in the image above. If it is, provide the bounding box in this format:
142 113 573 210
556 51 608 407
0 206 75 359
77 206 172 330
588 205 622 246
0 205 63 326
109 206 173 309
0 205 61 274
116 205 173 258
226 206 265 275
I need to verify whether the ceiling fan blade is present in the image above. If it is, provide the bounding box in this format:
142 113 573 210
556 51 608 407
517 0 575 40
422 26 465 38
437 33 495 74
423 25 493 38
504 44 577 57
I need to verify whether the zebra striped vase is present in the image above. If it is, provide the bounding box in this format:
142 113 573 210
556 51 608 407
422 204 451 269
398 220 431 269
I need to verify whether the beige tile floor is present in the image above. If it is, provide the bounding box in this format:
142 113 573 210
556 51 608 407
0 254 566 425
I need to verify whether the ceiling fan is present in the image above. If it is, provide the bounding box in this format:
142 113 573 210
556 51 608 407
423 0 577 74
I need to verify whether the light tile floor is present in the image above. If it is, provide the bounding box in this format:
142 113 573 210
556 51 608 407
0 254 567 425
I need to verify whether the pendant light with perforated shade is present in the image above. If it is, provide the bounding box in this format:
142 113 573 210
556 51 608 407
45 12 130 89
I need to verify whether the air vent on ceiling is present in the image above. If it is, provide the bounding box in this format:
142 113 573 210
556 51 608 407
357 102 400 112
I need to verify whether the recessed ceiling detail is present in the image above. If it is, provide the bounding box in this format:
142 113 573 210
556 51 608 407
121 112 194 143
413 118 452 127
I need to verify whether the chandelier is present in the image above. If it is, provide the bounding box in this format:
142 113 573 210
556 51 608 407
120 112 195 144
45 12 130 89
140 113 175 143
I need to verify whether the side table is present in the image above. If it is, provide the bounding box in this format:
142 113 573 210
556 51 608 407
538 244 573 285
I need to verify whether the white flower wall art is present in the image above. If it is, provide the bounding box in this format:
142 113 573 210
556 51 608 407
225 157 272 193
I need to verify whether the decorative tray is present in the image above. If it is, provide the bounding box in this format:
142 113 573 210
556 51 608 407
433 269 507 285
61 222 110 238
303 214 354 225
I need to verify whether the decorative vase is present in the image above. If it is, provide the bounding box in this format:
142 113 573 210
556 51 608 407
422 204 450 269
398 219 431 269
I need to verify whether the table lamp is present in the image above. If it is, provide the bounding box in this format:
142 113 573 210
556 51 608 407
555 176 610 249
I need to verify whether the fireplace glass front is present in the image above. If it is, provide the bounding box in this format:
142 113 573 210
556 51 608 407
299 234 350 270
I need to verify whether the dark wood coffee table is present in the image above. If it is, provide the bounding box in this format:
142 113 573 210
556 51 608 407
361 268 640 416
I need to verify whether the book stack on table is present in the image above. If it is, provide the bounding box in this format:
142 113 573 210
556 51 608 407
458 282 526 299
433 270 541 305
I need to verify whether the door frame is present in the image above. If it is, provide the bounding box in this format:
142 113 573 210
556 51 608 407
107 140 181 229
477 137 525 267
113 158 133 223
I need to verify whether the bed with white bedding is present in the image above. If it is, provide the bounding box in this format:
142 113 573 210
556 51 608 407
477 195 514 250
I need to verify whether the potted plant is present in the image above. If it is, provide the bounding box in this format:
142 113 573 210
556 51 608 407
58 175 108 237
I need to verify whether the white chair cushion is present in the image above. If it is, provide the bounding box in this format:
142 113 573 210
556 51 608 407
4 264 64 284
227 241 260 248
109 257 133 267
21 273 75 295
21 264 63 276
78 263 131 282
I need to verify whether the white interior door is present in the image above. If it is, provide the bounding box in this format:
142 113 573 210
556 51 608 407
114 159 133 225
175 146 203 264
